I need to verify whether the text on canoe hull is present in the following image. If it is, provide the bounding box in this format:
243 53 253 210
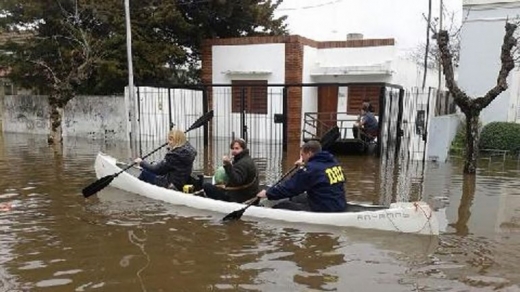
357 212 410 221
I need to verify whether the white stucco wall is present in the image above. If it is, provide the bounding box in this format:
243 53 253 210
392 57 442 90
458 4 520 124
426 114 460 162
310 45 394 84
211 44 285 141
317 46 395 67
301 45 319 138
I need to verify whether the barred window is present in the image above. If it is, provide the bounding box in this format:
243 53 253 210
231 80 268 114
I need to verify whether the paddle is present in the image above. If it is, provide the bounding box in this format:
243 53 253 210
82 110 214 198
221 125 340 222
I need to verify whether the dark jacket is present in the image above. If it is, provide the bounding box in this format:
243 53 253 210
361 112 378 136
140 142 197 190
266 151 347 212
224 149 259 203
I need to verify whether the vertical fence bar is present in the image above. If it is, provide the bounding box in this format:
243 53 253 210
395 88 405 161
136 86 142 157
168 88 173 129
282 86 288 152
377 86 386 157
202 86 209 147
240 87 247 141
423 87 433 163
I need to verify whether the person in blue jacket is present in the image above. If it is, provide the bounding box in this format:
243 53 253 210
256 140 347 212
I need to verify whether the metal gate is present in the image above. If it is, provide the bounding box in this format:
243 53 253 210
129 84 286 179
206 84 285 180
378 86 437 205
130 85 207 171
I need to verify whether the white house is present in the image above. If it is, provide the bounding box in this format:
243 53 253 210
202 33 444 159
459 0 520 125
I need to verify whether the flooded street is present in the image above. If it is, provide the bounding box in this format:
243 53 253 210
1 133 520 291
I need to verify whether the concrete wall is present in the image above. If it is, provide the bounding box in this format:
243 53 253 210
1 95 129 140
2 95 50 135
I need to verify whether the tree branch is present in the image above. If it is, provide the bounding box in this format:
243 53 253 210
476 22 518 110
437 29 471 109
31 60 61 85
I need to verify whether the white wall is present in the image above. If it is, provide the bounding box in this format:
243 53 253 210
426 114 460 162
392 57 442 90
458 5 520 124
211 44 285 141
310 45 394 84
301 45 319 139
317 46 395 67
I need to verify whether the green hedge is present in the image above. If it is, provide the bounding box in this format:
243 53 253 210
450 118 481 154
479 122 520 152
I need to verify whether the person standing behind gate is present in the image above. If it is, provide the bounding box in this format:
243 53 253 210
203 138 259 203
134 129 197 190
256 140 347 212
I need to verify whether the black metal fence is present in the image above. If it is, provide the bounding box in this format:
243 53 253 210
129 83 450 185
131 84 286 181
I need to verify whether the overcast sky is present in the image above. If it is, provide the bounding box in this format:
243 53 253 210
274 0 463 54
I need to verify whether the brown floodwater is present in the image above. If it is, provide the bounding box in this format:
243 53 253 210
1 133 520 292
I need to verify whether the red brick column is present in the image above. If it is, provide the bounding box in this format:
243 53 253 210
201 41 214 174
285 37 304 154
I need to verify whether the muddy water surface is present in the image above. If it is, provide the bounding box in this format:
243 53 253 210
1 133 520 291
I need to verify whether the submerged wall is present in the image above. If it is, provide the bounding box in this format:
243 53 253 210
1 95 129 140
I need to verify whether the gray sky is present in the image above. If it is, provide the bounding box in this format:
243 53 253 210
274 0 463 54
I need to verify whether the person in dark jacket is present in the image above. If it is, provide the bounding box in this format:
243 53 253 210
353 101 378 142
134 129 197 190
256 140 347 212
203 138 259 203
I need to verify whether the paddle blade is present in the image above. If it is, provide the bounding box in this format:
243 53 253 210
320 126 340 150
222 197 260 222
185 110 214 133
82 175 115 198
222 208 246 222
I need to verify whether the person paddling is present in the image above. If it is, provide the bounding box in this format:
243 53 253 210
134 129 197 191
256 140 347 212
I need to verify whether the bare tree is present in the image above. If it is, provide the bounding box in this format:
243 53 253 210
437 22 518 174
409 9 463 71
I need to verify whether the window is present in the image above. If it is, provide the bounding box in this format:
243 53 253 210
231 80 268 114
347 85 381 115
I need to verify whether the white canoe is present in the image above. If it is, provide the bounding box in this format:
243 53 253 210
94 152 440 236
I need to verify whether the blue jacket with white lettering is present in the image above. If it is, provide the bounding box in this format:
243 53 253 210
266 151 347 212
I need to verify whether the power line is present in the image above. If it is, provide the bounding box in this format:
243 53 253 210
277 0 342 12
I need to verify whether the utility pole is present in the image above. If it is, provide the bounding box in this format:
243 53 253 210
438 0 443 93
124 0 139 156
422 0 433 90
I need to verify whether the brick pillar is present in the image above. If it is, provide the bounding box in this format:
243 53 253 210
201 41 214 174
284 36 304 154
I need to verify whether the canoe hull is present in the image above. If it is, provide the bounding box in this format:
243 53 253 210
94 152 439 235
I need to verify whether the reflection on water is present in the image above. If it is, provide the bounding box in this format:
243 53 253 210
0 133 520 291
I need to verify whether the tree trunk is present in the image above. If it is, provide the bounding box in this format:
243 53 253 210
47 95 64 145
464 111 480 174
450 174 476 236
